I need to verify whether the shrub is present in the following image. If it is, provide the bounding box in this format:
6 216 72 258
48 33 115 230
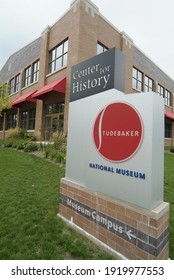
52 131 66 150
24 142 38 153
6 128 37 141
55 152 66 164
44 145 52 158
0 139 4 146
50 150 59 161
4 140 13 148
17 142 27 150
6 128 27 139
26 133 37 141
170 148 174 153
12 141 18 149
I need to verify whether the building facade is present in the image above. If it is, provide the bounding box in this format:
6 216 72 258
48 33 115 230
0 0 174 146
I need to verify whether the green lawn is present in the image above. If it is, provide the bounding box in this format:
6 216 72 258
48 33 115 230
0 147 113 260
0 147 173 259
164 153 174 259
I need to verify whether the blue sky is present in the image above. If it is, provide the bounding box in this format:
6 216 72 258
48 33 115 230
1 0 174 79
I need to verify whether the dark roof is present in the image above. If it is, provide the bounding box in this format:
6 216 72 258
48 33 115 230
133 46 174 92
0 37 41 84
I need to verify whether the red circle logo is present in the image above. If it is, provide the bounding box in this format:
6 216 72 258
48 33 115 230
93 102 143 162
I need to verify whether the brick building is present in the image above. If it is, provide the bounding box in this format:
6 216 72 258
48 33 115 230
0 0 174 145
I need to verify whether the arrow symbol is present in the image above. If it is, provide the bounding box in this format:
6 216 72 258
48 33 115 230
126 230 137 240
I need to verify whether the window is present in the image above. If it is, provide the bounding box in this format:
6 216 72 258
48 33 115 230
45 102 65 139
23 60 40 87
158 84 165 97
21 111 28 129
97 42 108 54
24 66 31 87
165 90 172 107
21 109 36 130
9 78 15 95
33 60 40 83
15 74 20 92
49 39 68 74
165 121 172 138
132 67 143 91
144 75 153 92
158 85 172 107
7 114 17 129
0 116 3 130
9 74 20 95
46 102 64 114
29 108 36 130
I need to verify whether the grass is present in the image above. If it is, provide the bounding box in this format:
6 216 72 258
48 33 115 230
0 147 113 260
164 153 174 259
0 147 173 260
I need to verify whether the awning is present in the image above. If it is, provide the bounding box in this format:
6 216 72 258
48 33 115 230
165 110 174 121
32 77 66 99
12 90 37 107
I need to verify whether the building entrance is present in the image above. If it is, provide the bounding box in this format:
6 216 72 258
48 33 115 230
45 114 64 140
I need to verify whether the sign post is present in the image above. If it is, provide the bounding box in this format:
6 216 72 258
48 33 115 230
59 48 169 260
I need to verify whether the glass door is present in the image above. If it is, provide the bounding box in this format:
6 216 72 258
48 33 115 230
45 114 64 140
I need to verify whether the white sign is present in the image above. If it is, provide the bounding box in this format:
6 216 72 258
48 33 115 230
65 89 164 210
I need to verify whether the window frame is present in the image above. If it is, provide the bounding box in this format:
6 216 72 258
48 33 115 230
157 84 165 97
28 108 36 130
48 39 68 74
165 89 172 107
32 60 40 83
21 108 36 130
9 74 20 95
7 114 17 129
165 121 172 138
0 116 4 131
144 75 153 92
23 60 40 88
132 67 143 92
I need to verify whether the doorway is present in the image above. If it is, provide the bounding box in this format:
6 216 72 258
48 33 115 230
45 114 64 140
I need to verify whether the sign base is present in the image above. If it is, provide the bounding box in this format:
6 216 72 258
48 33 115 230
59 178 169 260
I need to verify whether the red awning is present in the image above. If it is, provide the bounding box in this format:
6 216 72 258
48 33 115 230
12 90 37 107
32 77 66 99
165 110 174 121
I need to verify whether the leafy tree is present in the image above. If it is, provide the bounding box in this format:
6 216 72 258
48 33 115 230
0 84 12 115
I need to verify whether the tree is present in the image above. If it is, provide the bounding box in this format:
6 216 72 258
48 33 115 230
0 84 12 116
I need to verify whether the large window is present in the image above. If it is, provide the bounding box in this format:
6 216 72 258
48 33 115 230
29 108 36 130
97 42 108 54
45 102 65 139
165 121 172 138
21 111 28 129
0 116 3 130
23 60 39 87
24 66 31 87
165 90 172 107
9 74 20 95
144 75 153 92
33 60 40 83
132 67 143 91
21 108 36 130
158 85 172 107
158 84 165 97
48 39 68 74
46 102 64 115
7 114 17 129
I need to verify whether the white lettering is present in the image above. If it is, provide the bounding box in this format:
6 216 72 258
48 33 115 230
102 130 139 137
73 64 100 80
103 74 110 88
